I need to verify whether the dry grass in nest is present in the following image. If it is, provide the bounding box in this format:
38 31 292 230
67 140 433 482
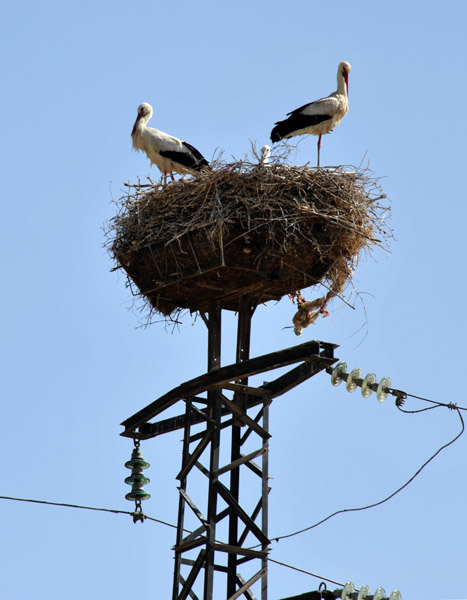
106 160 390 323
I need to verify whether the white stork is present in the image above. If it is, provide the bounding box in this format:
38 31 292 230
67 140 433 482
270 61 351 167
131 102 209 182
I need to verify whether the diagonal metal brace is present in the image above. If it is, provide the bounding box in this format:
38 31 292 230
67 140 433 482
176 429 213 481
213 481 270 546
177 549 206 600
228 569 266 600
178 488 209 529
220 395 271 439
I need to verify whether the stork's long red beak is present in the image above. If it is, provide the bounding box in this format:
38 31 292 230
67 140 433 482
345 73 349 95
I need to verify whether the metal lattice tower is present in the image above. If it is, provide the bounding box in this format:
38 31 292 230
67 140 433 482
121 298 337 600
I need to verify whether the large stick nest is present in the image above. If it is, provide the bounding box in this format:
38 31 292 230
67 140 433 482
106 161 390 320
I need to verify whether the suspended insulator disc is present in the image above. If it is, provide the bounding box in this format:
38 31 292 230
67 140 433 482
125 447 150 470
389 591 402 600
361 373 377 398
346 368 362 393
377 376 391 403
341 582 355 599
125 474 150 486
357 585 370 600
372 588 386 600
331 362 347 386
125 489 151 501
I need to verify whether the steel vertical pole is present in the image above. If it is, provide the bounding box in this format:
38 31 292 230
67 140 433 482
203 302 222 600
261 398 269 600
227 297 254 598
172 401 192 600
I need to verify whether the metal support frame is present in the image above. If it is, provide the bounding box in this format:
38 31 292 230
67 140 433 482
121 299 338 600
204 301 222 600
227 297 255 599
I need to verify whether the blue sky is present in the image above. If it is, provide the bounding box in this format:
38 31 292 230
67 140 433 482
1 1 467 599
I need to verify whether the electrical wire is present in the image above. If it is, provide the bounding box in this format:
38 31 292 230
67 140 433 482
263 396 467 592
267 557 344 587
0 495 179 529
1 388 464 590
0 494 345 589
271 402 464 543
404 392 467 411
396 404 440 414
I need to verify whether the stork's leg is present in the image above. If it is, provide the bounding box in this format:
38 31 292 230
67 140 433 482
163 171 168 184
170 172 175 182
317 134 322 168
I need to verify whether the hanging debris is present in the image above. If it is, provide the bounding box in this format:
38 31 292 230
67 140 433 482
106 161 390 321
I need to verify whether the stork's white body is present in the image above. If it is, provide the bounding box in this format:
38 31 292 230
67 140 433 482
270 61 351 166
132 127 192 175
131 103 208 181
281 91 348 139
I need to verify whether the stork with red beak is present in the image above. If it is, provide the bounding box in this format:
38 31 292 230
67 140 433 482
131 102 209 182
270 61 351 167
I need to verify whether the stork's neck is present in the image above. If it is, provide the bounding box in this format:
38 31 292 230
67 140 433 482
131 114 150 139
337 74 348 96
134 116 149 133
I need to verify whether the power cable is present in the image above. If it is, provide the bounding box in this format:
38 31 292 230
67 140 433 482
0 495 179 529
267 557 344 587
404 392 467 410
1 388 464 587
396 404 440 414
0 494 344 589
271 403 464 543
3 392 464 545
